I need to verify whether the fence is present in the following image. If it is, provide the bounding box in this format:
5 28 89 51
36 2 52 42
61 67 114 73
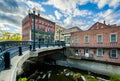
0 41 65 71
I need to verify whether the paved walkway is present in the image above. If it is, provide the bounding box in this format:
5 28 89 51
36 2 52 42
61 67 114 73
0 50 30 81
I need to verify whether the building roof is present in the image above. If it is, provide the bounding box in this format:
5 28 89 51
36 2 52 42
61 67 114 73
55 24 66 30
23 14 55 24
89 21 119 30
63 26 82 34
68 26 82 31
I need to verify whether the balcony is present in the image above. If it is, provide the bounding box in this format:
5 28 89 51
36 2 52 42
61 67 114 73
68 53 94 60
71 42 120 48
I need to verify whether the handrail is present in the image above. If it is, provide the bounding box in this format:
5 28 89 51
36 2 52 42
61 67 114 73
0 41 65 72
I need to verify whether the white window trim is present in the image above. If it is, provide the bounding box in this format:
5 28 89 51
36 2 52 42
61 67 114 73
110 49 118 58
74 36 78 43
84 35 89 43
85 48 89 57
97 34 103 43
110 33 117 42
97 49 103 56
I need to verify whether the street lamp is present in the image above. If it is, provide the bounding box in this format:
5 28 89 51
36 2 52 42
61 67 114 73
58 29 61 46
29 7 40 51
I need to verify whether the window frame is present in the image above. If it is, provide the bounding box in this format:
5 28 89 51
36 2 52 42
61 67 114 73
74 49 79 56
97 34 103 43
73 36 78 43
110 49 118 59
110 33 117 43
97 48 103 57
84 35 89 43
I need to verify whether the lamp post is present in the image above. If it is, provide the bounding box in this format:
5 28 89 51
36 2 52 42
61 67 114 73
33 8 36 51
29 7 40 51
58 29 61 46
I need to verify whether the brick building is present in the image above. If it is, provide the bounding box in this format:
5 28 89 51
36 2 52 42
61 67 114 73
70 22 120 64
22 13 55 43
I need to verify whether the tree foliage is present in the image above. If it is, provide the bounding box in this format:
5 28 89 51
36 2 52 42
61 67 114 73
0 30 22 41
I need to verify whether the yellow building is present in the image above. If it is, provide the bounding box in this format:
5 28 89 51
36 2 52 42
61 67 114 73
54 25 66 42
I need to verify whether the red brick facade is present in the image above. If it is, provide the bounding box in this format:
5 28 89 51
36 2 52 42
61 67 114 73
70 22 120 63
22 14 55 42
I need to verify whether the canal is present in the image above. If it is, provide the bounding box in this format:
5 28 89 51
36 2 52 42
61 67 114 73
17 57 110 81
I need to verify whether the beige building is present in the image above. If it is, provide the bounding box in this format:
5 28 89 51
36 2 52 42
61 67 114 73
54 24 66 42
62 26 82 46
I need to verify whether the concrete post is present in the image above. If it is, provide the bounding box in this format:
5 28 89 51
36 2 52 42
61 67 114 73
19 47 22 56
30 45 32 51
4 52 10 69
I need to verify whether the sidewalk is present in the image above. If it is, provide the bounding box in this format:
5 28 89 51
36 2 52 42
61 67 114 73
0 51 30 81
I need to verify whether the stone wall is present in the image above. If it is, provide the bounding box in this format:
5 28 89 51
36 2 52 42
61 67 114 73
56 59 120 76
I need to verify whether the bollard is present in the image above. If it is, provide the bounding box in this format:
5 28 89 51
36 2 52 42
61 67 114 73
38 43 41 48
47 43 49 47
4 52 10 69
19 47 22 56
30 45 32 51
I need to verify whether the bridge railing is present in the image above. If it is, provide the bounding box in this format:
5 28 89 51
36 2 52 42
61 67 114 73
0 41 65 72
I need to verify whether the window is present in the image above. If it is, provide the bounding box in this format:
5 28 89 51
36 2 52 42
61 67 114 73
110 33 117 42
101 26 104 28
110 49 117 58
42 24 44 31
84 36 89 43
97 35 102 43
73 37 78 43
97 49 103 56
74 49 79 56
84 48 89 57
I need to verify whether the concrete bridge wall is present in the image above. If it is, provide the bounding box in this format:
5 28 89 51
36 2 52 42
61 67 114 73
56 59 120 76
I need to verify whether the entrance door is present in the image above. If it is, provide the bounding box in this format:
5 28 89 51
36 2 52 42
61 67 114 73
85 48 89 57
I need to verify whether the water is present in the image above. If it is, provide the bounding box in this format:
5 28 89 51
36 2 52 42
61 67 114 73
17 61 110 81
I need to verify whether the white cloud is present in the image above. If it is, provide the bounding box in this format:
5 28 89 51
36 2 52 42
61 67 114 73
55 10 62 20
0 0 46 34
116 20 120 26
63 16 72 26
26 1 45 12
97 0 109 9
77 0 90 5
41 14 55 22
92 0 120 9
80 25 89 30
93 9 120 26
0 24 10 31
63 15 85 28
73 9 92 17
42 0 76 16
109 0 120 8
48 15 55 21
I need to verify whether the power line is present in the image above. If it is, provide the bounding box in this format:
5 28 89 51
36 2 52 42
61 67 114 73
103 8 120 20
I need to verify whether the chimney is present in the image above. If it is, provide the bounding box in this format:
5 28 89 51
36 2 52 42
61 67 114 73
104 20 106 25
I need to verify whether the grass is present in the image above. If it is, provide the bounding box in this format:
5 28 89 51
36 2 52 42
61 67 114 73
84 75 100 81
110 74 120 81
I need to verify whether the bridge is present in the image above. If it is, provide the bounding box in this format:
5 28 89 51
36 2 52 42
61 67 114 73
0 41 65 81
1 41 120 81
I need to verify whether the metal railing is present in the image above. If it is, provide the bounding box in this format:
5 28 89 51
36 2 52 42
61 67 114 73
0 41 65 72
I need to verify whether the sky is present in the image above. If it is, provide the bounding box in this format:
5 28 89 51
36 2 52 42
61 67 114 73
0 0 120 34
